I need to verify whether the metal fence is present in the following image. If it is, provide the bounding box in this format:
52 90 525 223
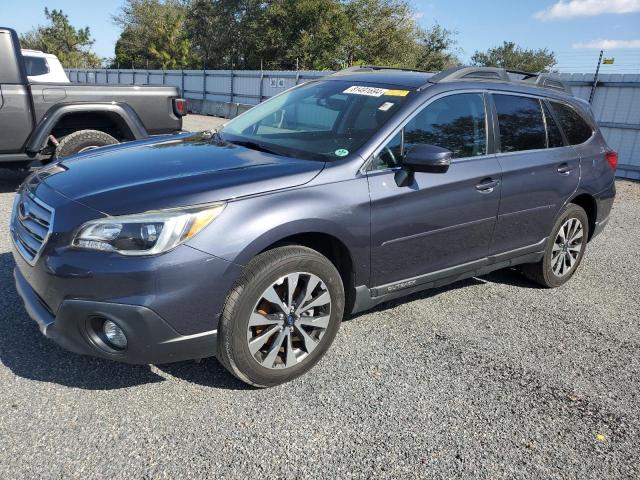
66 69 640 180
556 73 640 180
66 69 329 105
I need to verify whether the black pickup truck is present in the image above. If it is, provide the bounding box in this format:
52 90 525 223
0 27 186 168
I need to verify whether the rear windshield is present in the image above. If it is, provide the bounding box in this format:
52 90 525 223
221 80 414 161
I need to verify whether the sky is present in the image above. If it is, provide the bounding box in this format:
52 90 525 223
2 0 639 73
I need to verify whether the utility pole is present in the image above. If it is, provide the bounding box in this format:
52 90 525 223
589 49 604 104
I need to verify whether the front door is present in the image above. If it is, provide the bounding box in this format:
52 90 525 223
368 92 502 288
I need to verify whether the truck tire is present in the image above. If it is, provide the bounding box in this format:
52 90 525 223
55 130 118 158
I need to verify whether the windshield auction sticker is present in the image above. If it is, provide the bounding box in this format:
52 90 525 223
385 89 409 97
343 86 388 97
343 86 411 97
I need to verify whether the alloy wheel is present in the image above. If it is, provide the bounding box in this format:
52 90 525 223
247 272 332 369
551 217 584 277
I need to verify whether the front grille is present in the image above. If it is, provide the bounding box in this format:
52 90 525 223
10 191 54 266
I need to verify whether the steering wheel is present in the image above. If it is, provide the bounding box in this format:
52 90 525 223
383 146 398 167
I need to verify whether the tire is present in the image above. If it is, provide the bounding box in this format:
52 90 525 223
55 130 118 158
522 203 589 288
217 246 345 387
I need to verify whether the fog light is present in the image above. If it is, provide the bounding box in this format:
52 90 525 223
103 320 127 350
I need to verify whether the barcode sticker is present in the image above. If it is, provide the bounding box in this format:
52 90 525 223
343 86 388 97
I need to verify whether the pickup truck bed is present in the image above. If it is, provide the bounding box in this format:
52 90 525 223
0 27 185 167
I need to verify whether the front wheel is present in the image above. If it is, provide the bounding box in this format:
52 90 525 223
217 246 345 387
522 203 589 288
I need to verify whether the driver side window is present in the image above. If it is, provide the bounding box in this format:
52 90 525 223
371 130 403 170
371 93 487 170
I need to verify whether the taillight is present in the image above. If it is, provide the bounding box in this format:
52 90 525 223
605 151 618 171
173 98 187 117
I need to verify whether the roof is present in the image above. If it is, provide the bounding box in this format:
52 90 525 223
325 65 573 97
21 49 53 57
324 70 434 88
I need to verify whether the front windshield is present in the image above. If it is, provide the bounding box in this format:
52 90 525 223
220 80 414 161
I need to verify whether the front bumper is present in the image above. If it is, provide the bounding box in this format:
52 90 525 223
10 173 243 364
14 267 218 364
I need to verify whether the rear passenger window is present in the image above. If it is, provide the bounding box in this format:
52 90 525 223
550 102 593 145
23 56 49 76
404 93 487 158
542 102 565 148
494 95 546 152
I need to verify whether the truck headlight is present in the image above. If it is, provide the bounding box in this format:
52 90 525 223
72 203 225 256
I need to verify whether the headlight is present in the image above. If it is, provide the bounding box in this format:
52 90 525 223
72 203 225 256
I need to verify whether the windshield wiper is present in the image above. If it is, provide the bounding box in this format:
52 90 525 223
226 139 282 156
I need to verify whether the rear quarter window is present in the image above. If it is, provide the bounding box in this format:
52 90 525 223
550 101 593 145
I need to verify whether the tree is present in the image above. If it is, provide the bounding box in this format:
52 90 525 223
343 0 422 68
113 0 193 69
258 0 351 70
19 8 101 68
118 0 458 71
415 24 459 71
186 0 264 69
471 41 556 72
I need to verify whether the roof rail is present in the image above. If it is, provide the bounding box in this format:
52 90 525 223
428 65 573 96
519 73 573 95
428 66 510 82
331 65 430 76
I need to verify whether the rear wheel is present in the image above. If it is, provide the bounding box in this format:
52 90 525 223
522 203 589 288
55 129 118 158
217 246 345 387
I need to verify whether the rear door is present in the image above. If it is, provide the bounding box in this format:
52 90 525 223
549 100 610 193
488 93 580 255
368 92 502 287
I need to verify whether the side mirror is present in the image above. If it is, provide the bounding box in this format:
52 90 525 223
403 144 453 173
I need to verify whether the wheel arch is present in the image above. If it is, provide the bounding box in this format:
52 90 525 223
261 232 355 310
569 192 597 241
27 103 148 153
227 222 363 315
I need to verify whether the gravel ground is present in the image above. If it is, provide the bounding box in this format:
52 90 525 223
182 114 226 133
0 152 638 478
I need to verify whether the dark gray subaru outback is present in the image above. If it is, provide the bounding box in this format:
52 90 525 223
11 66 616 387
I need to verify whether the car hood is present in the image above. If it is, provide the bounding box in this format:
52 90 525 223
43 132 325 215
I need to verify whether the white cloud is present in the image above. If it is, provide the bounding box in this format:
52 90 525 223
534 0 640 20
572 39 640 48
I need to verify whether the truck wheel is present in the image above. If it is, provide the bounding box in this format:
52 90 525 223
55 130 118 158
217 246 345 387
522 204 589 288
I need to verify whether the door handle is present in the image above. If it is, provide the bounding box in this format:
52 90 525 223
557 163 573 175
475 178 499 193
